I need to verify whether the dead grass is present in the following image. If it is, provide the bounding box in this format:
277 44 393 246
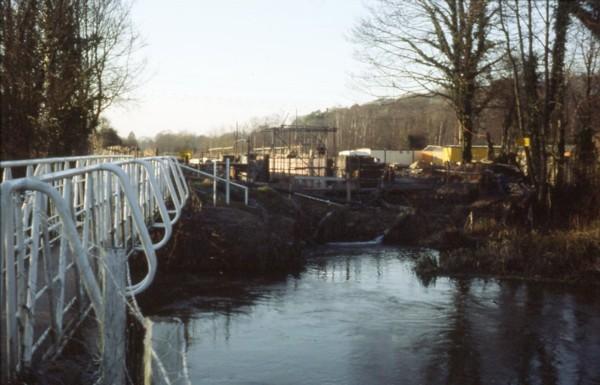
439 223 600 283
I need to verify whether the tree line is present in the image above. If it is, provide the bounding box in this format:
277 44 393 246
2 0 598 223
1 0 140 160
350 0 600 223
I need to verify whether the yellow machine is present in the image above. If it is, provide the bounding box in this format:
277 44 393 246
421 145 498 165
178 150 193 163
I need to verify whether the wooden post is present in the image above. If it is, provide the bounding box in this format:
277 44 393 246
101 248 126 385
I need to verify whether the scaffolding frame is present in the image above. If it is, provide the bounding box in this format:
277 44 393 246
254 125 337 177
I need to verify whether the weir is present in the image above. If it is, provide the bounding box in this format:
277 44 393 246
0 155 202 383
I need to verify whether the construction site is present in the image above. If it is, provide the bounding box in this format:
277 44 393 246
194 125 390 197
197 125 349 193
182 122 544 205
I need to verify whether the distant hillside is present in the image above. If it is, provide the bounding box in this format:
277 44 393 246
144 95 512 155
293 96 506 151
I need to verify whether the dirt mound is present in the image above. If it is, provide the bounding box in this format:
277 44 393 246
159 199 303 273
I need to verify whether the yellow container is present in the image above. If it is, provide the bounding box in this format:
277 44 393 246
420 145 494 165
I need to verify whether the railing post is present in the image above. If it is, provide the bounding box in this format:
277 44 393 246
225 158 230 205
56 179 73 339
101 248 126 385
1 183 18 383
213 161 217 207
0 156 189 383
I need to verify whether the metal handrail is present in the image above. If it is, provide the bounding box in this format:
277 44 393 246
0 155 188 381
180 163 248 205
1 155 133 181
30 158 187 290
125 160 173 249
0 178 105 315
29 157 187 228
0 154 132 168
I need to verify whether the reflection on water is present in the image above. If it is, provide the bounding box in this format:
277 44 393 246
148 247 600 385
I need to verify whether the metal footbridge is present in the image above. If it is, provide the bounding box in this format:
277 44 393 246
0 155 248 383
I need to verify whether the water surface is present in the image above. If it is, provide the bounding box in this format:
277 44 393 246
150 246 600 385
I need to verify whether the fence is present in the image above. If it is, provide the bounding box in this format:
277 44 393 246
0 155 188 383
180 162 249 206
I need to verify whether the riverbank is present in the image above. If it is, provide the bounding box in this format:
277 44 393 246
428 224 600 284
151 182 403 275
148 177 600 286
383 181 600 284
389 196 600 285
153 184 309 274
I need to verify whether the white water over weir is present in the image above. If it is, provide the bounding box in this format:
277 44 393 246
0 155 193 384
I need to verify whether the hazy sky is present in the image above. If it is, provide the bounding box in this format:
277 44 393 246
105 0 374 138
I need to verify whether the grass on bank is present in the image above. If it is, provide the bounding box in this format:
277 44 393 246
432 222 600 283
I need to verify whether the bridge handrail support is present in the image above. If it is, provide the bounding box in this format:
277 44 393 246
1 155 133 181
0 178 105 382
180 163 248 206
100 247 127 385
0 156 188 383
30 157 187 293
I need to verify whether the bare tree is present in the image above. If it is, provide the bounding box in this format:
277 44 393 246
354 0 498 162
1 0 46 159
498 0 580 219
571 26 600 185
79 0 144 129
571 0 600 38
0 0 142 159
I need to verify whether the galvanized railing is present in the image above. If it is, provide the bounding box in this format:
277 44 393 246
180 163 249 206
0 155 188 382
1 155 133 181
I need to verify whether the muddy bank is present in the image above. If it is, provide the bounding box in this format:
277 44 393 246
382 183 600 284
147 177 599 285
431 224 600 284
328 166 599 284
381 182 480 249
154 186 304 274
150 183 406 277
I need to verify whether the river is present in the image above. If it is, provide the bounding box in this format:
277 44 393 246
142 246 600 385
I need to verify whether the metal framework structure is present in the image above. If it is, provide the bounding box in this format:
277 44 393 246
0 155 189 382
252 125 337 177
258 125 337 155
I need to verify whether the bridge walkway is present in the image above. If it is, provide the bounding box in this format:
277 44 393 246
0 155 192 383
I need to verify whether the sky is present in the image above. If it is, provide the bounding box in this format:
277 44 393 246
105 0 374 138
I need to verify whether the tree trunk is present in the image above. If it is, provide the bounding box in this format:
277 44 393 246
462 126 473 164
